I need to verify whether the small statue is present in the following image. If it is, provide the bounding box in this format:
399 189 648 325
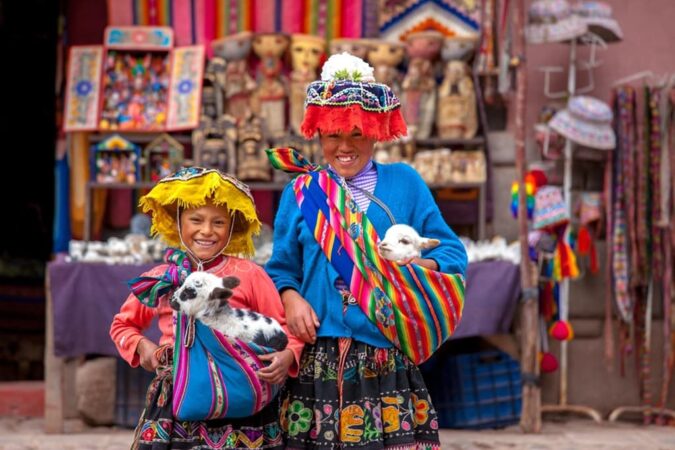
193 115 238 174
367 39 405 96
236 114 271 181
289 34 325 136
211 32 257 121
436 60 478 139
251 33 290 138
202 56 227 119
401 31 443 139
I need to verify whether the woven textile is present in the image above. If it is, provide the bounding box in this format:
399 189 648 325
267 147 465 364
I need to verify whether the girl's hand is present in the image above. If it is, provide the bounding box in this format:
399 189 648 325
136 338 160 372
257 349 294 385
282 290 320 344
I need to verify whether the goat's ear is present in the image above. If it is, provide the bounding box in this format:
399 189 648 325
209 287 232 303
420 238 441 250
221 276 240 290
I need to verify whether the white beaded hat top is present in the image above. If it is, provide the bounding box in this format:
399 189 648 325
549 96 616 150
526 0 588 44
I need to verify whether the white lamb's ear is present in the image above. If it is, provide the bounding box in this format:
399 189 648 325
420 238 441 250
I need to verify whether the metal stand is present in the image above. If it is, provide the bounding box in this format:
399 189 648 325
540 37 603 423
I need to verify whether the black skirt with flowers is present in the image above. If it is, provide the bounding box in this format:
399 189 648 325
131 347 284 450
281 337 441 450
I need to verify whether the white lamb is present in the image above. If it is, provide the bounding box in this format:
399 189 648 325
377 224 440 263
170 272 288 351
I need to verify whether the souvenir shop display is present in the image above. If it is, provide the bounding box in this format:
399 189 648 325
211 32 257 121
64 26 204 132
236 114 271 181
192 115 238 175
373 139 415 164
412 148 481 185
90 134 140 184
527 0 621 424
251 33 290 138
401 30 444 139
67 235 166 265
289 33 325 136
446 150 486 184
143 133 184 182
436 60 478 139
367 39 406 96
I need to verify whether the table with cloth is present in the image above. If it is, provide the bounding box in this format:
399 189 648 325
44 259 520 431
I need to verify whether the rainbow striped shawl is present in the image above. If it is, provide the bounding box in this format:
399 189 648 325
267 148 465 364
172 313 279 421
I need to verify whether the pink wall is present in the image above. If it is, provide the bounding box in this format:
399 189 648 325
523 0 675 131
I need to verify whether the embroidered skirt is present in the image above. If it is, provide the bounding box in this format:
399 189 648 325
132 347 284 450
281 338 440 450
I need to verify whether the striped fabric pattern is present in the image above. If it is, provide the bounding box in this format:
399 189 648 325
172 314 279 420
268 147 465 364
107 0 367 42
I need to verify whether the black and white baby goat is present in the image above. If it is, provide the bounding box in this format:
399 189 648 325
170 272 288 352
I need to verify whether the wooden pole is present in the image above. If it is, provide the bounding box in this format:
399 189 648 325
514 0 541 433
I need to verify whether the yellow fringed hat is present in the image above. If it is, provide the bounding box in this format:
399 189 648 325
139 167 261 257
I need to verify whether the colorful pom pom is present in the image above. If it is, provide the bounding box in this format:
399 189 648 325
549 320 574 341
539 351 559 373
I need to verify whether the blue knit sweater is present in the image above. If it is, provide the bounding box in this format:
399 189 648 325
265 162 468 348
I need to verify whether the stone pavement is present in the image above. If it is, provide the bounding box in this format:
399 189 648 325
1 417 675 449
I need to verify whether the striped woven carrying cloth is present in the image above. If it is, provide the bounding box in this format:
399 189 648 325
267 147 465 364
128 248 279 421
172 313 279 421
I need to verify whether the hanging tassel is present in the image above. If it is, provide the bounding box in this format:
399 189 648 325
553 226 580 280
550 320 575 341
577 225 600 275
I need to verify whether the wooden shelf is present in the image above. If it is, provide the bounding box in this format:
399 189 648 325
88 132 192 145
88 181 156 189
415 137 486 147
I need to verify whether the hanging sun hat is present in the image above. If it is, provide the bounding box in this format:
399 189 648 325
548 95 616 150
300 52 407 141
571 1 622 43
526 0 588 44
139 167 261 256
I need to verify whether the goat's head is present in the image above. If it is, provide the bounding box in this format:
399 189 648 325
170 271 240 316
377 224 440 262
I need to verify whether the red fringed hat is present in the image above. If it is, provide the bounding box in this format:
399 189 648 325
300 52 407 141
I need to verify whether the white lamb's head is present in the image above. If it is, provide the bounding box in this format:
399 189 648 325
170 271 240 317
377 224 440 262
